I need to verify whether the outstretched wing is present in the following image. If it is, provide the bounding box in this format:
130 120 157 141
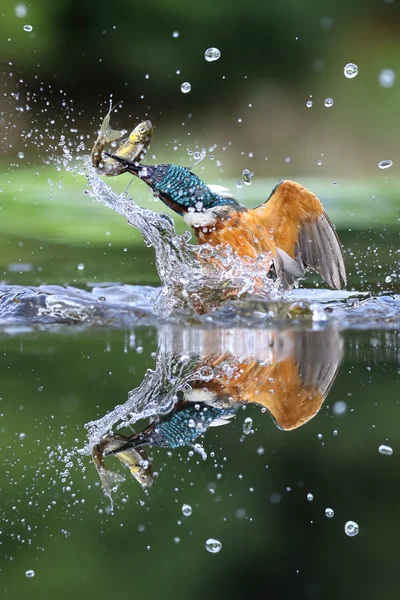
249 180 346 290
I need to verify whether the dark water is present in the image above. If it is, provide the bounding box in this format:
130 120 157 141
1 320 399 600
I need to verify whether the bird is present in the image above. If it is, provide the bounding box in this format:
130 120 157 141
105 154 346 290
94 326 343 464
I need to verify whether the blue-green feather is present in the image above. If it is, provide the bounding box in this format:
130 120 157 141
143 164 239 213
146 403 236 448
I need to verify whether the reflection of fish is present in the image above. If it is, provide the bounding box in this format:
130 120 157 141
107 153 346 291
92 434 153 500
91 108 152 176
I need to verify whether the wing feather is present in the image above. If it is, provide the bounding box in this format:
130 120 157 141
249 180 346 290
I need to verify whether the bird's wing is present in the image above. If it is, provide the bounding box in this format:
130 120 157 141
249 180 346 290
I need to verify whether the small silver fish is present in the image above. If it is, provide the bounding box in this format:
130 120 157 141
91 106 153 176
92 433 153 501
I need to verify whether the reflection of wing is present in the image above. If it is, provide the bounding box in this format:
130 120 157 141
247 180 347 289
189 328 343 431
294 328 343 402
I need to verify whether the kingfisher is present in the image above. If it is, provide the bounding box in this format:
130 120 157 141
93 326 342 471
106 154 346 290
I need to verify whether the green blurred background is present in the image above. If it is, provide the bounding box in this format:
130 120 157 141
0 2 400 599
0 0 399 281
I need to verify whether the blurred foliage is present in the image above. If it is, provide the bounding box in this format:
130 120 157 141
1 0 400 107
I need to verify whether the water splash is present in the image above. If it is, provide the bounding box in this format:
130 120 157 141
83 157 281 315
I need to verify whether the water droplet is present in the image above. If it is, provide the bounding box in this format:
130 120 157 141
243 417 253 434
320 16 333 29
15 3 28 18
19 432 26 440
182 503 192 516
18 151 25 159
307 493 314 501
198 366 214 381
378 69 395 88
204 47 221 62
172 31 179 38
325 508 334 518
333 400 347 415
25 570 35 578
23 24 33 32
145 74 150 79
306 100 313 108
379 444 393 456
344 520 359 537
181 82 191 94
77 263 85 271
324 97 334 107
242 169 253 185
205 538 222 553
344 63 358 78
378 159 393 169
385 275 392 283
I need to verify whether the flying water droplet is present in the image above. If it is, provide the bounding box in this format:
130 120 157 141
243 417 253 434
378 444 393 456
18 151 25 159
172 31 179 38
205 538 222 553
324 97 334 107
306 100 313 108
325 508 334 518
332 400 347 415
181 82 191 94
15 3 28 18
205 47 221 62
307 493 314 501
344 520 359 537
378 159 393 169
344 63 358 78
23 24 33 32
25 570 35 578
182 503 192 516
378 69 395 88
242 169 253 185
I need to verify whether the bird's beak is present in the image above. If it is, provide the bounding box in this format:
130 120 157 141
108 437 147 455
104 152 141 174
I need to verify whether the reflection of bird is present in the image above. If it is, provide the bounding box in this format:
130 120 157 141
107 155 346 290
105 328 343 461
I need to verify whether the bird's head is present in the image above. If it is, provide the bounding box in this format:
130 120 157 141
104 153 240 218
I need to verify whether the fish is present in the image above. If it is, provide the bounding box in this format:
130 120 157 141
91 107 153 176
92 433 153 501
